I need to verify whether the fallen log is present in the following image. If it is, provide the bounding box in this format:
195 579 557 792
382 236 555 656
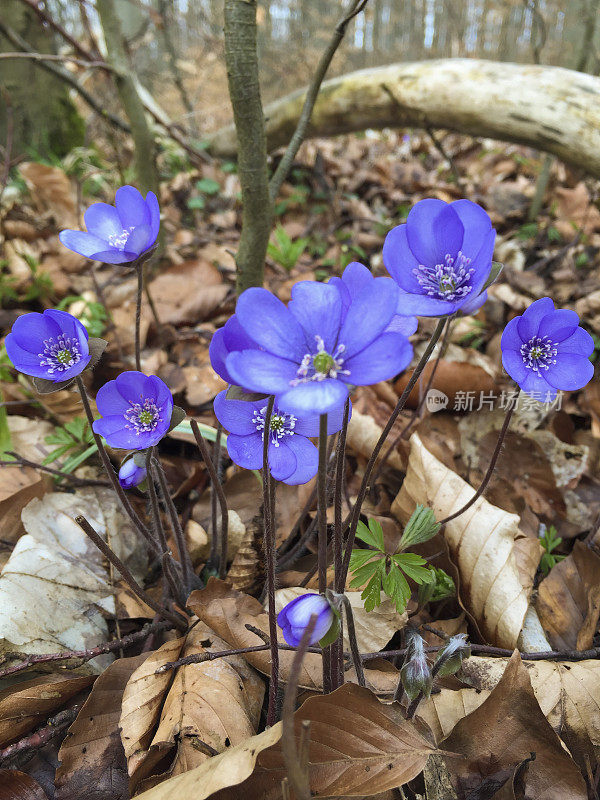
208 58 600 178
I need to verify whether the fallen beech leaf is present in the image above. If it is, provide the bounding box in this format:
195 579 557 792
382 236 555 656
134 723 282 800
188 579 399 694
346 408 405 470
119 622 264 791
19 162 78 227
274 587 406 653
536 540 600 650
554 182 600 237
0 770 49 800
392 434 534 648
440 652 587 800
0 466 47 544
148 260 228 326
0 489 147 672
224 684 437 799
7 416 54 464
420 654 600 771
528 431 589 489
55 653 149 800
0 674 93 747
183 363 227 406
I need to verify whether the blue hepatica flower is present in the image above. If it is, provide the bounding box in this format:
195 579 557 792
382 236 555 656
214 390 348 485
93 371 173 449
223 269 413 416
329 261 418 337
501 297 594 401
383 198 496 316
5 309 90 383
277 593 335 646
118 459 147 489
209 315 260 386
59 185 160 265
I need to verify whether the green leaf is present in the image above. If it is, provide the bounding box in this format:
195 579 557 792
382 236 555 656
187 196 205 210
61 443 97 474
0 392 11 458
399 505 440 550
318 614 340 648
42 442 75 465
382 564 411 613
355 518 384 552
394 553 431 583
349 549 381 571
195 178 220 195
361 571 383 613
349 557 383 588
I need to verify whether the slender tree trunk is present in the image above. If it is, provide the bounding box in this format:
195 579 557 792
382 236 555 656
224 0 271 293
96 0 159 195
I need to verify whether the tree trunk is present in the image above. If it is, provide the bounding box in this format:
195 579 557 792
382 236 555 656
207 58 600 179
0 0 84 158
96 0 159 195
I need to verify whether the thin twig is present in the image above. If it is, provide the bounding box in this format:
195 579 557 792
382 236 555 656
75 514 188 631
269 0 371 200
0 705 82 765
0 622 167 680
191 419 228 579
134 260 144 371
317 414 332 694
1 453 111 487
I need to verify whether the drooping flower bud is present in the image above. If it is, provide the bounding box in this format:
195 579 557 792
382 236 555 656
277 593 336 647
434 633 471 677
118 458 147 489
400 630 433 700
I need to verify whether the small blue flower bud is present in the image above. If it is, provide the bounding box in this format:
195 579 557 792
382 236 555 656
118 458 147 489
401 631 433 700
434 633 471 677
277 593 335 647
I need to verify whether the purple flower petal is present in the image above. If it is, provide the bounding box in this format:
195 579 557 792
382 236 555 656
5 337 58 377
280 436 318 485
95 380 130 415
343 332 412 385
520 369 556 400
501 349 528 384
394 288 460 316
382 225 424 292
267 440 297 482
115 186 151 229
288 281 342 353
293 401 350 437
405 198 450 265
83 202 123 242
10 311 60 351
500 316 522 351
236 288 306 360
146 191 161 243
122 224 152 259
227 350 298 394
450 199 493 261
276 379 349 417
557 326 595 356
386 314 418 337
338 277 399 358
458 289 488 316
538 309 580 343
546 354 594 390
213 389 257 435
431 203 464 264
58 230 112 259
516 297 555 341
227 432 264 470
463 228 497 297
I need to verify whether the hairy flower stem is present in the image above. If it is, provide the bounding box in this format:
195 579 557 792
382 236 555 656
438 388 521 525
151 456 197 595
331 400 350 690
190 419 229 578
317 413 332 694
134 259 143 372
75 376 160 555
262 396 280 727
339 317 447 587
281 615 317 799
75 514 187 631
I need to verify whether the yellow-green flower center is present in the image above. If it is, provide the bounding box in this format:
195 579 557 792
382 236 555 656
138 409 156 427
312 351 336 374
56 349 73 365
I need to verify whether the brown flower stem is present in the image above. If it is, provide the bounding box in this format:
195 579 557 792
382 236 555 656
0 621 167 679
262 396 280 727
281 615 317 797
317 413 332 694
339 593 366 688
75 376 160 555
339 317 447 587
330 400 350 690
190 419 229 578
75 514 188 631
135 259 143 371
438 388 520 525
151 455 196 594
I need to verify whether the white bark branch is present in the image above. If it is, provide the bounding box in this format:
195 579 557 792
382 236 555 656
208 58 600 177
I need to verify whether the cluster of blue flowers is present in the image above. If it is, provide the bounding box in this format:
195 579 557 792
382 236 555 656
3 183 596 648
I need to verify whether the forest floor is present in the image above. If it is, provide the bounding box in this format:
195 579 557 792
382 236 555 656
0 129 599 798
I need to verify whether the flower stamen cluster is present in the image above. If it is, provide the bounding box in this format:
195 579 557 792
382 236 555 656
38 334 82 374
520 335 558 373
252 406 297 447
413 251 474 301
292 336 350 386
124 398 163 435
108 226 136 251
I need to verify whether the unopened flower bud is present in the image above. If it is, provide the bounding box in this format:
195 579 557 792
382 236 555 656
118 458 147 489
434 633 471 677
400 630 432 700
277 593 336 647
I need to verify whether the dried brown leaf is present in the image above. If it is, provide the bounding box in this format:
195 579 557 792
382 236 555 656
148 260 228 326
0 770 49 800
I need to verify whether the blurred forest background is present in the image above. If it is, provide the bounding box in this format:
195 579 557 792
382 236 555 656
2 0 600 157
